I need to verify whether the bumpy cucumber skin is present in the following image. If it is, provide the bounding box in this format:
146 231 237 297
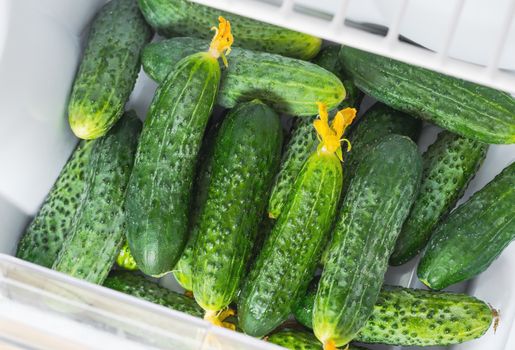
137 0 321 60
53 113 141 284
390 131 488 265
125 52 220 277
313 135 422 347
104 271 203 317
418 162 515 290
117 241 138 271
193 101 283 312
295 282 494 346
142 37 345 116
268 329 368 350
239 151 342 337
68 0 151 139
267 46 362 219
173 119 220 291
16 141 94 268
340 47 515 144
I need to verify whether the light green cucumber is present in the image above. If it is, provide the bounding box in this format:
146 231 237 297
117 241 138 271
68 0 151 139
267 329 368 350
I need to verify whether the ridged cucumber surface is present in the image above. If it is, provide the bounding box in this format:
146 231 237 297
418 161 515 290
125 51 221 277
239 151 342 337
117 241 138 271
137 0 321 59
68 0 151 139
142 37 345 116
193 101 283 318
340 46 515 144
268 46 361 219
295 280 495 346
53 113 141 284
173 119 220 291
104 271 203 317
16 140 94 268
267 329 368 350
391 131 488 265
313 135 422 348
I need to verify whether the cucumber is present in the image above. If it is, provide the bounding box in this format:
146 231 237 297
193 100 283 325
313 135 422 348
339 46 515 144
142 37 345 116
68 0 152 139
239 105 350 337
137 0 321 60
125 21 232 277
418 161 515 290
295 280 495 346
16 140 94 268
267 329 368 350
117 241 138 271
104 271 203 317
173 118 220 291
268 46 362 219
53 113 141 284
390 131 488 265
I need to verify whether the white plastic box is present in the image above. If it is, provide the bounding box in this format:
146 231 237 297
0 1 514 349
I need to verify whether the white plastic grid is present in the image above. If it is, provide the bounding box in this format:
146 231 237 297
192 0 515 94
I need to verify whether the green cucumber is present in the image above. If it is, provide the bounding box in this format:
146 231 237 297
53 113 141 284
193 100 283 320
418 161 515 290
267 46 363 219
313 135 422 348
267 329 368 350
339 46 515 144
68 0 152 139
104 271 203 317
142 37 345 116
125 46 222 276
16 141 94 268
295 280 495 346
137 0 321 60
172 119 220 291
390 131 488 265
117 241 138 271
239 150 342 337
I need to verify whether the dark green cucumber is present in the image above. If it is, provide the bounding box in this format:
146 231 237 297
173 119 220 291
313 135 422 348
117 241 138 271
193 100 283 317
142 37 345 116
267 46 362 219
268 329 368 350
104 271 203 317
239 151 342 337
53 113 141 284
68 0 152 139
16 141 94 268
339 46 515 144
418 161 515 290
125 51 221 277
137 0 321 60
295 281 495 346
391 131 488 265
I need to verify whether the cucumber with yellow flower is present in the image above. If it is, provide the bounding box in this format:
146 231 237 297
238 103 356 337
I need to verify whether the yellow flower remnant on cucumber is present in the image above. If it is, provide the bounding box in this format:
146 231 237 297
314 102 356 161
208 16 234 67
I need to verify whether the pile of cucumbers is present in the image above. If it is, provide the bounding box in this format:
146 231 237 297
16 0 514 349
